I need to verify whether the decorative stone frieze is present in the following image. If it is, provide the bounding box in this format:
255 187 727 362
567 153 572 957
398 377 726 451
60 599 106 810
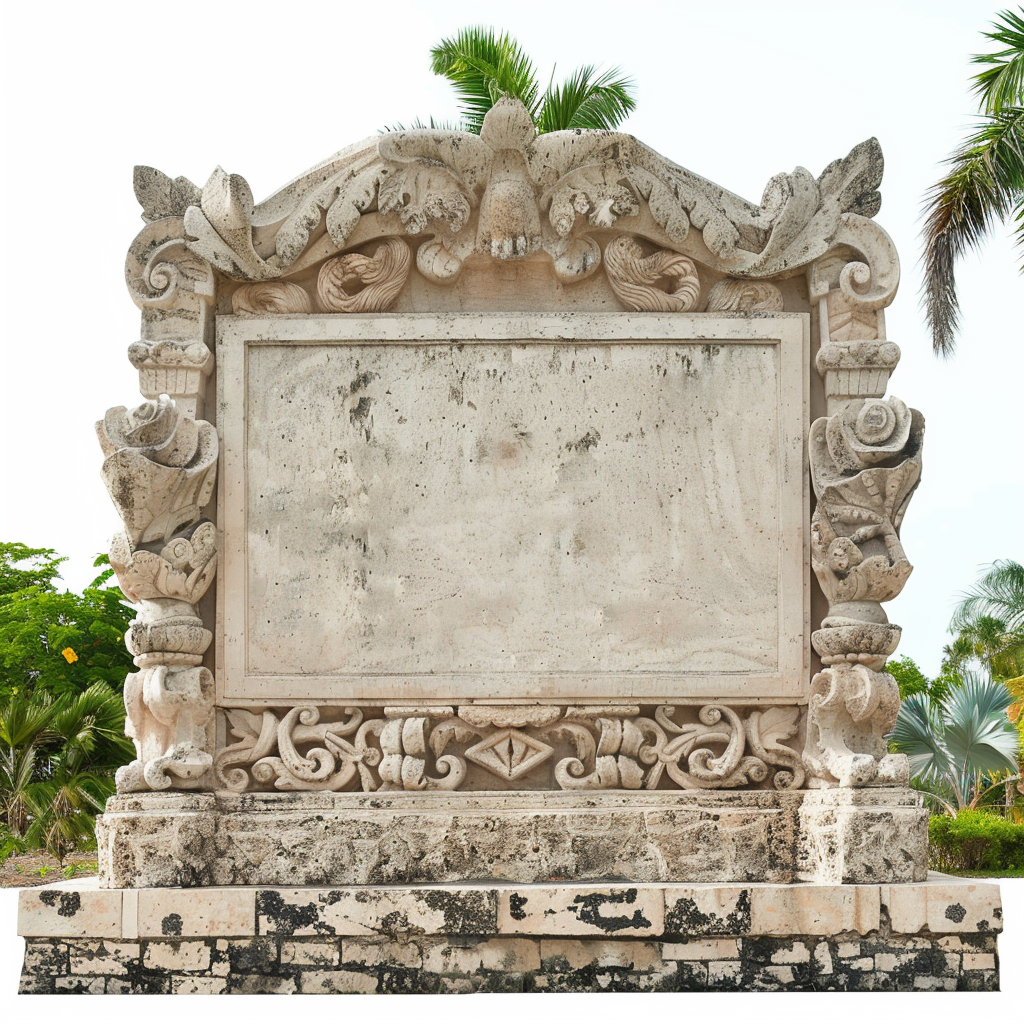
212 703 805 794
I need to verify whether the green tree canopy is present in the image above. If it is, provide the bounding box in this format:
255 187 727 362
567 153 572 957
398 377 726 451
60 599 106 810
0 544 134 701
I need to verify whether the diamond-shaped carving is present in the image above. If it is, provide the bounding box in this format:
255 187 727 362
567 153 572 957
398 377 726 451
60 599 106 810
465 728 553 781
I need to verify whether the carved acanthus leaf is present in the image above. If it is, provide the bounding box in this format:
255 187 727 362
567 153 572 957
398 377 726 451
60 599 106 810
98 397 218 546
803 663 909 788
175 100 888 292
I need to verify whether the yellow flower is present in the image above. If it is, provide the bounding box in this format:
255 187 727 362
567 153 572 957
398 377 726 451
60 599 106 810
61 648 78 664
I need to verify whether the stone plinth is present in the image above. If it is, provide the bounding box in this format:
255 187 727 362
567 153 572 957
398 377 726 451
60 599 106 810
95 789 927 889
18 876 1000 993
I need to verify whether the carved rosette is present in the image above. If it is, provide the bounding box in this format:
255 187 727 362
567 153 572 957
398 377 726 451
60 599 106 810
214 704 805 793
98 396 218 793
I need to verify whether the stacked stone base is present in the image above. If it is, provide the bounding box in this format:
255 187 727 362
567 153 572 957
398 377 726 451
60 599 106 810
19 876 1000 993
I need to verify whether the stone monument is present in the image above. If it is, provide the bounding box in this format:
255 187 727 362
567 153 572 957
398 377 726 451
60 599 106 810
18 99 1002 992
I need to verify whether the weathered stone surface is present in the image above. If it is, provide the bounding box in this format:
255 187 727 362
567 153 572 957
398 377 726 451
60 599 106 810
18 884 123 938
497 886 664 936
798 789 928 883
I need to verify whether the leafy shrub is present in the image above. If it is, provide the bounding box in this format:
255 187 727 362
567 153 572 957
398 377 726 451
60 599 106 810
929 809 1024 872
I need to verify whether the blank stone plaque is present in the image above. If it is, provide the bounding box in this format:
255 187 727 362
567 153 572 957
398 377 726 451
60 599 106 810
219 313 807 702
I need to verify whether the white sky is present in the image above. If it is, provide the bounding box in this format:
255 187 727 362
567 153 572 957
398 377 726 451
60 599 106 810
1 0 1020 678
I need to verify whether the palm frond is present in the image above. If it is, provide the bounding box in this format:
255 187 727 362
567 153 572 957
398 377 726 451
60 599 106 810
952 560 1024 633
972 8 1024 115
381 116 461 133
430 26 539 134
890 692 952 783
537 65 636 133
942 671 1020 776
919 108 1024 355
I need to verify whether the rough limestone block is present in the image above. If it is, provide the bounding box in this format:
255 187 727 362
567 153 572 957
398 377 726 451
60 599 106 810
540 939 662 970
143 940 211 972
68 940 140 975
137 887 255 938
663 886 751 935
19 885 123 938
661 938 740 960
497 886 664 936
420 937 541 974
749 884 880 935
340 938 422 968
280 940 341 966
300 969 378 994
172 976 228 994
798 791 928 884
256 886 496 937
883 880 1002 934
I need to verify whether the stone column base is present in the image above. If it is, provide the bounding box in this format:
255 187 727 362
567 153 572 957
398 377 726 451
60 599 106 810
94 789 928 887
18 875 999 993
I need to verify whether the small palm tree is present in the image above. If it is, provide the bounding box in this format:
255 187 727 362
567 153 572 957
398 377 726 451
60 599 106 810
0 683 132 863
396 26 636 136
920 8 1024 356
891 671 1020 815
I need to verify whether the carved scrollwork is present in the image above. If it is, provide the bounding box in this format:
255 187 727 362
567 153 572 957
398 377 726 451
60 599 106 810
126 218 214 314
317 238 411 312
176 98 888 299
232 281 312 315
803 663 909 788
604 236 701 312
705 279 784 312
214 704 805 794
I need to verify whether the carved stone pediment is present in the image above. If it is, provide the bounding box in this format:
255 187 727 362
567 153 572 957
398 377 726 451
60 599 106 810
124 97 892 318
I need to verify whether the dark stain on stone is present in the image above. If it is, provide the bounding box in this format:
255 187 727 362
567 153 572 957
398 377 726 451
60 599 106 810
348 370 377 394
423 889 497 935
39 891 81 918
256 890 334 936
508 894 528 921
945 903 967 923
160 913 183 936
566 429 600 454
350 396 373 429
569 889 650 932
665 889 751 936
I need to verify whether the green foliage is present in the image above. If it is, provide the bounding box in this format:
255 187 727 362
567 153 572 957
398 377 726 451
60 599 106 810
921 9 1024 355
396 26 637 136
891 671 1020 814
0 543 135 862
929 809 1024 873
0 546 134 701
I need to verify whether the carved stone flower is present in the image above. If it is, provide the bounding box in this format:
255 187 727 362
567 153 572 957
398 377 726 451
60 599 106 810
97 394 199 467
824 396 914 472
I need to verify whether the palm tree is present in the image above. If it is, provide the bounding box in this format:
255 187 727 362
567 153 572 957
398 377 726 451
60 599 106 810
396 27 636 136
950 560 1024 677
920 8 1024 356
0 682 132 863
891 671 1020 815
